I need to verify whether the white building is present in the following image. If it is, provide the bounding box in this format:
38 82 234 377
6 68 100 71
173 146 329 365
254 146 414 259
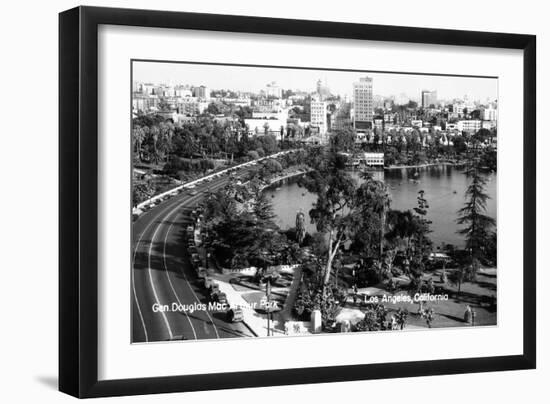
363 152 385 166
310 100 327 135
132 94 159 113
175 87 193 98
252 108 288 121
244 118 286 136
453 101 476 118
483 106 498 121
176 97 208 116
457 120 482 133
265 81 282 99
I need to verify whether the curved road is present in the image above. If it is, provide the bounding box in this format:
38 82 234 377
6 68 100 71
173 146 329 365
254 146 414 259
132 167 257 343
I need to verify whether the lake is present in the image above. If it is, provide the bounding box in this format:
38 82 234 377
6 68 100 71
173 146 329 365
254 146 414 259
268 165 497 248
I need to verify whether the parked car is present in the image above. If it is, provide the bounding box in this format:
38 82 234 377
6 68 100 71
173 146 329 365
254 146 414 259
216 292 228 305
196 266 207 279
202 276 213 288
226 307 244 322
209 283 220 299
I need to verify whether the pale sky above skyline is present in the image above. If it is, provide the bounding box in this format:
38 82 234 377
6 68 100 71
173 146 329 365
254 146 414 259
133 61 498 103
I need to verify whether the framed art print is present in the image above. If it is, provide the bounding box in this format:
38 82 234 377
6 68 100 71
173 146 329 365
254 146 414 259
59 6 536 398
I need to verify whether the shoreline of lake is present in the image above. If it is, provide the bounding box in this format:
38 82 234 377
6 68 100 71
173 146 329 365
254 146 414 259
269 164 496 248
384 162 465 170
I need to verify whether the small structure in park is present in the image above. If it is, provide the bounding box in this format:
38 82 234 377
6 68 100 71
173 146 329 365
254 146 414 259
295 210 306 245
311 309 322 334
363 152 384 167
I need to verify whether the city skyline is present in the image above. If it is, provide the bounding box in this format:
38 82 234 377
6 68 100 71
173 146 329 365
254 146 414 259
133 61 498 103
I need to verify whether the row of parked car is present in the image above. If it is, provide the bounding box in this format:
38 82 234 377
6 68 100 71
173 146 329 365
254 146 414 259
136 152 292 221
185 213 244 323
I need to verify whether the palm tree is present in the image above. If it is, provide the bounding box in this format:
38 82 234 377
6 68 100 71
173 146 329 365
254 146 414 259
132 126 146 161
357 171 391 259
386 210 416 252
295 210 306 245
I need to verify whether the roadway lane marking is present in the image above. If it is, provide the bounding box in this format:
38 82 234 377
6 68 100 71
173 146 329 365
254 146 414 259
148 219 175 340
163 220 198 340
132 185 205 342
135 185 221 341
131 269 148 342
133 167 257 341
153 188 223 339
166 209 221 339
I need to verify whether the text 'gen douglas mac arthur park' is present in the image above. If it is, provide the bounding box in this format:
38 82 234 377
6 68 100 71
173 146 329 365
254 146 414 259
131 61 497 343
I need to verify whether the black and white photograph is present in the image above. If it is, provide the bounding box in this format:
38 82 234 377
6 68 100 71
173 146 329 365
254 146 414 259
131 61 498 343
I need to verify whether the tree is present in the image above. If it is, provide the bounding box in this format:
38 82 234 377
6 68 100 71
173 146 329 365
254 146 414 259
452 135 468 155
258 134 279 155
457 166 496 261
301 150 357 286
355 171 390 259
247 150 260 161
262 159 283 175
407 100 418 109
301 150 390 286
330 128 356 152
386 209 417 251
132 179 154 207
449 256 479 296
206 102 221 115
455 159 496 294
132 125 146 161
202 180 297 269
412 190 432 257
295 210 306 245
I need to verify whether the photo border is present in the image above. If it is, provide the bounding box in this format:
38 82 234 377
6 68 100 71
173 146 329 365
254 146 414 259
129 58 500 344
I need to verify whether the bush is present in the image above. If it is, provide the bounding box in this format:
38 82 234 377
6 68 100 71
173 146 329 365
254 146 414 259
361 268 383 286
163 157 215 176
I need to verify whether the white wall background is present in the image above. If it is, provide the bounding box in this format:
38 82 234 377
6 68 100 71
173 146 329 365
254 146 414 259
0 1 546 403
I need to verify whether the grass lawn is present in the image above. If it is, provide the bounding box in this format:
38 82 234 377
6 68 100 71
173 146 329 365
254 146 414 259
342 268 497 330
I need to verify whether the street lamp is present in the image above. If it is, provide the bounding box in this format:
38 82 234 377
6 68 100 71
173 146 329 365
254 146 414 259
261 265 277 337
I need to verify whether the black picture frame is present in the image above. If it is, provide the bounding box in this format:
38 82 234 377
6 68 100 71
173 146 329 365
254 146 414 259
59 5 536 398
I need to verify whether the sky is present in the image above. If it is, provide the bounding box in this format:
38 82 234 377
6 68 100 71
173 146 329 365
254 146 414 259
133 60 498 103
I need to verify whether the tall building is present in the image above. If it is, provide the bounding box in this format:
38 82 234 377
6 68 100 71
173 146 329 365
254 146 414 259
353 76 373 130
193 85 210 99
265 81 282 98
331 102 352 131
421 90 437 108
482 106 498 121
315 78 331 100
310 99 327 135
